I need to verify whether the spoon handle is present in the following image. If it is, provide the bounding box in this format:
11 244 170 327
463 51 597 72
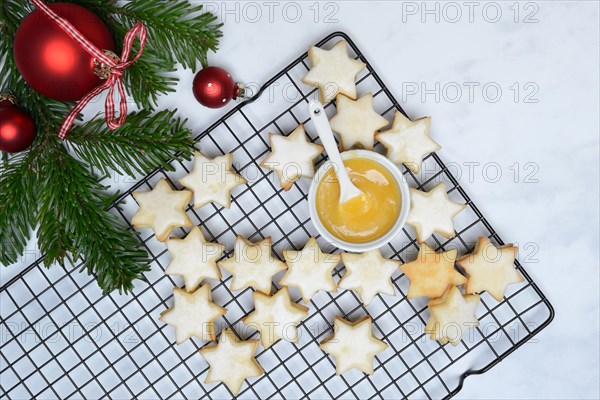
308 101 353 188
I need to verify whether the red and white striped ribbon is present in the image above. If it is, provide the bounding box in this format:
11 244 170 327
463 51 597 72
30 0 147 140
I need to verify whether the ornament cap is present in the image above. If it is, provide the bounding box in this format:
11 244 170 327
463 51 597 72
0 92 18 106
234 83 252 101
93 50 121 80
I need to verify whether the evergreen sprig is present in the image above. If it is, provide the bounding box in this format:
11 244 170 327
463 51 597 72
66 109 194 176
0 150 40 265
0 0 221 293
37 138 150 293
84 0 222 70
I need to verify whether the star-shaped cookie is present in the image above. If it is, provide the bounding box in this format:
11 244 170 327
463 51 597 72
329 93 389 150
260 125 324 191
376 111 441 173
242 287 309 349
132 178 192 242
159 284 225 344
320 316 388 375
280 237 341 303
164 227 225 292
457 236 524 302
218 236 287 294
179 151 247 209
400 243 466 299
406 183 466 242
338 250 400 306
425 285 480 346
302 39 366 104
199 328 264 396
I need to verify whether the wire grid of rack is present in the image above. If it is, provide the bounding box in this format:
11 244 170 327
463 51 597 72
0 32 554 399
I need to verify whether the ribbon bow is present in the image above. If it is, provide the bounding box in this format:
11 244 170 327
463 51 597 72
30 0 147 140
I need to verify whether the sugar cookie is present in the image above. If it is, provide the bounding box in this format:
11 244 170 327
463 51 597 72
376 111 440 173
424 285 480 346
164 227 224 292
302 39 366 104
260 125 324 191
329 93 388 150
338 250 400 306
457 236 524 302
280 237 341 303
406 183 466 242
320 316 387 375
179 151 246 209
218 236 287 294
400 243 466 299
132 178 192 242
242 287 309 349
159 284 225 344
199 328 264 396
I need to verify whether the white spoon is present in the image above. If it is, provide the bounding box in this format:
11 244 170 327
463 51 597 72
308 100 364 205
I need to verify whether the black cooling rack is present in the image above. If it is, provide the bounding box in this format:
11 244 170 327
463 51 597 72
0 32 554 399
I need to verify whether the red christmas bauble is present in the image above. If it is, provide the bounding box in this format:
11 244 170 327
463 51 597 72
0 95 37 153
192 67 240 108
13 3 115 102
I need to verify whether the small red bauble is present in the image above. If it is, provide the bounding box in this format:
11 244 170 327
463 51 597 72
192 67 241 108
13 2 114 102
0 94 37 153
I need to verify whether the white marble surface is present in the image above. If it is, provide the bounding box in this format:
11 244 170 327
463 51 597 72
2 1 599 398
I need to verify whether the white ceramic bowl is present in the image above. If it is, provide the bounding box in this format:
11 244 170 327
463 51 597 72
308 150 410 252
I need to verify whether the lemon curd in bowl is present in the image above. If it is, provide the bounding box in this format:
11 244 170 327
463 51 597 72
311 149 409 251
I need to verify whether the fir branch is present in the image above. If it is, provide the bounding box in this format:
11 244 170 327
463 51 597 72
0 0 32 36
71 0 222 70
37 138 149 293
66 109 194 176
121 46 178 110
115 0 222 69
0 149 40 265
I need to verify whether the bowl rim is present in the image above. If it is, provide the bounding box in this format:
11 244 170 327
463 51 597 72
308 149 411 252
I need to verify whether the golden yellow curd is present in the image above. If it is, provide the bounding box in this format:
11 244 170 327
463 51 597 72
315 157 401 243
